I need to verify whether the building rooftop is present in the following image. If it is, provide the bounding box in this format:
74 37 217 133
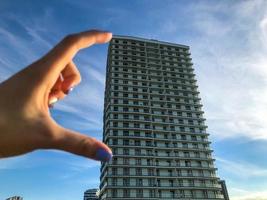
113 35 190 49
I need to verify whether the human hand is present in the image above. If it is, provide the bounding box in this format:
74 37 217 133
0 30 113 162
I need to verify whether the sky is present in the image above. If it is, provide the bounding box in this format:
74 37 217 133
0 0 267 199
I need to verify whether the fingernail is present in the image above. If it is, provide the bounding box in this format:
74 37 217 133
64 87 74 95
49 97 58 105
96 148 113 162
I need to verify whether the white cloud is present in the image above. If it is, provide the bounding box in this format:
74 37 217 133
178 1 267 141
231 188 267 200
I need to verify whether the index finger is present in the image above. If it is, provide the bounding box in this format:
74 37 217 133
40 30 112 77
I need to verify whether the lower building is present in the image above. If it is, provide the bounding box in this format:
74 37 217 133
6 196 23 200
84 188 99 200
219 180 230 200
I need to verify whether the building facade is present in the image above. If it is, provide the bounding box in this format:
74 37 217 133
100 35 225 199
84 188 99 200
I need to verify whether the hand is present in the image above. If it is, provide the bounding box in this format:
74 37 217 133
0 30 113 162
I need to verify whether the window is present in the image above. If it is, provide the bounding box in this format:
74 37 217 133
136 158 141 165
135 140 141 146
123 130 129 136
137 179 143 186
113 139 117 145
136 168 142 175
123 123 129 128
123 178 129 186
113 106 118 111
123 148 129 155
169 180 174 187
123 139 129 145
124 158 129 165
123 189 130 197
137 189 143 197
123 168 129 175
112 168 117 175
113 130 118 136
112 178 117 186
112 189 117 197
135 149 141 155
134 131 140 137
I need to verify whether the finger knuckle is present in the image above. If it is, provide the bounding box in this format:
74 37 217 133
63 34 80 46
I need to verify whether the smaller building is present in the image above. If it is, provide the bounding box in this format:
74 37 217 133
6 196 23 200
219 180 230 200
84 188 99 200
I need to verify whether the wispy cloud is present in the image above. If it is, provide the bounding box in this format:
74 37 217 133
216 156 267 199
0 155 30 170
216 157 267 179
174 1 267 141
0 9 56 82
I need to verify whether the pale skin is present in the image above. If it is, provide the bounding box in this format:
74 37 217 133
0 30 113 161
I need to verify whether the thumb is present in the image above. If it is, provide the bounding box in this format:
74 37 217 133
52 127 112 162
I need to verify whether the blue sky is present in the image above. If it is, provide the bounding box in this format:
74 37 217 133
0 0 267 199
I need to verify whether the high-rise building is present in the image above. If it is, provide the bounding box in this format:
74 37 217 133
84 188 99 200
99 35 226 199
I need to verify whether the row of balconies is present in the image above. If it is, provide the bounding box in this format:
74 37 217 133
110 128 207 137
108 62 194 75
110 84 198 95
108 117 205 126
106 108 202 118
111 151 212 160
107 124 205 134
107 137 210 147
111 87 199 96
110 104 202 113
105 126 207 136
109 162 217 170
110 45 189 55
109 54 191 65
110 71 196 82
111 41 189 53
106 110 204 121
110 57 193 69
110 103 202 112
109 57 193 69
106 183 221 189
105 131 209 142
107 100 202 110
109 142 212 152
107 74 197 87
105 172 217 178
110 151 213 160
109 92 201 102
111 43 190 54
110 81 197 92
110 69 195 81
108 60 193 73
111 54 191 63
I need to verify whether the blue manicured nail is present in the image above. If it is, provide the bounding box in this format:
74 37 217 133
96 148 112 162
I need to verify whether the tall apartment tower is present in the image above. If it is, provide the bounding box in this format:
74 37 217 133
99 36 225 199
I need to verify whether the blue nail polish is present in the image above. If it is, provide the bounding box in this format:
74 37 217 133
96 148 112 162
